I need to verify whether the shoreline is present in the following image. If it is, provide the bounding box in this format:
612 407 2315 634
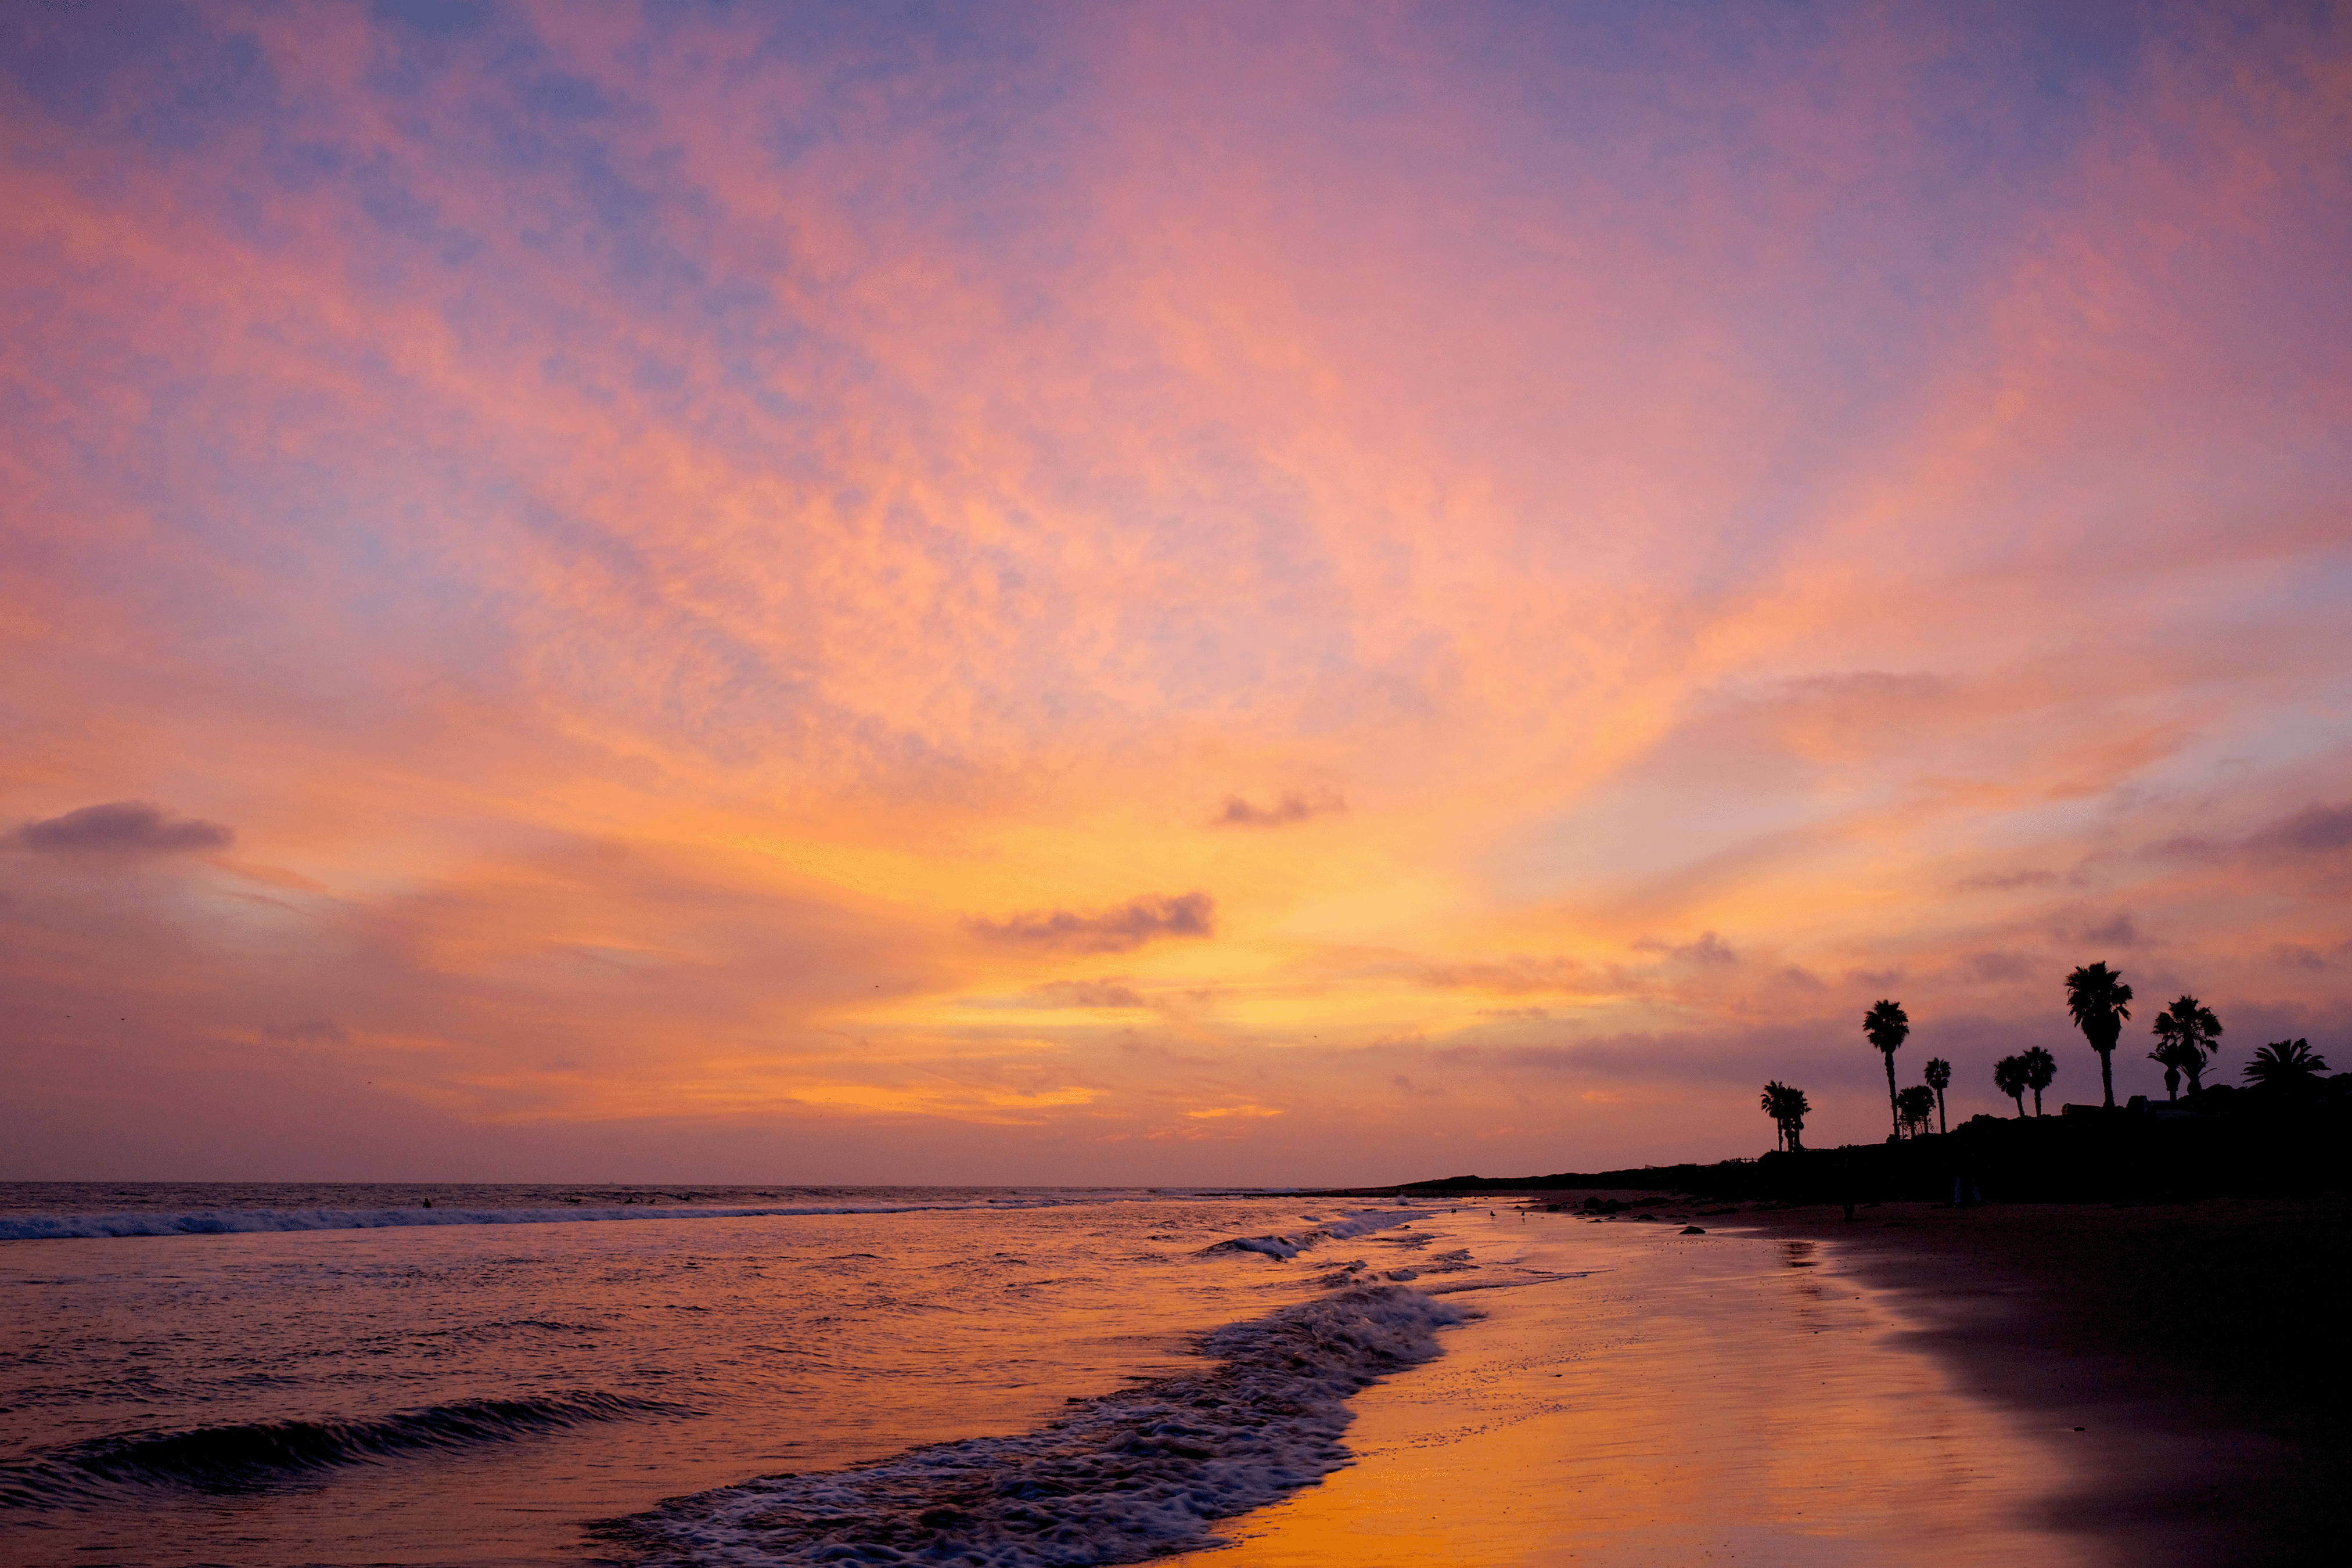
1186 1194 2347 1565
1731 1196 2352 1566
1182 1203 2085 1566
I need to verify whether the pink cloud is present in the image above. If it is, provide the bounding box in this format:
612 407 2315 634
1 2 2346 1178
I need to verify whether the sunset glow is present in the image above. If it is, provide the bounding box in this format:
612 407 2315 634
5 2 2349 1181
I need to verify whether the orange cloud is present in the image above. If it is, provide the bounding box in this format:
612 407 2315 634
2 2 2347 1181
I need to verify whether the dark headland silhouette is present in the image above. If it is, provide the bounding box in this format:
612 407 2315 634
1354 963 2345 1209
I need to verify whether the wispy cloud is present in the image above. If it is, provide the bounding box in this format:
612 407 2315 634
1211 791 1345 829
1633 932 1738 967
11 803 233 857
967 894 1215 954
1 1 2347 1179
2249 803 2352 855
1030 979 1149 1009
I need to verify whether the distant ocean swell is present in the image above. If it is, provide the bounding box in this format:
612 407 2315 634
0 1202 1080 1242
1 1392 685 1509
599 1283 1470 1567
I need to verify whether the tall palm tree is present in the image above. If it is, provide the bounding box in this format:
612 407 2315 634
2021 1045 2057 1116
1760 1080 1811 1150
1993 1055 2029 1117
2150 995 2222 1097
1923 1057 1951 1134
2063 963 2132 1108
1863 999 1910 1138
2243 1037 2329 1085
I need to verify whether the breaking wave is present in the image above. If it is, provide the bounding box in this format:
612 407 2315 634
600 1283 1468 1567
2 1393 684 1509
1196 1208 1420 1260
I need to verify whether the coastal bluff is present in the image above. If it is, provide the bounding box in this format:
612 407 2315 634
1351 1073 2352 1206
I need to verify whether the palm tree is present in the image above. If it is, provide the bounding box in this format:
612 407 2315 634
2150 995 2222 1098
2063 963 2132 1108
2021 1045 2057 1116
1896 1084 1936 1139
2243 1038 2329 1085
1993 1055 2029 1117
1760 1080 1811 1150
1863 999 1910 1138
1923 1058 1951 1134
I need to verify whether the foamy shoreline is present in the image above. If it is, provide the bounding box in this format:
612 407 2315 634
1179 1204 2090 1566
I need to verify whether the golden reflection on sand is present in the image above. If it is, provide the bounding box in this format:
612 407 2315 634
1185 1213 2083 1566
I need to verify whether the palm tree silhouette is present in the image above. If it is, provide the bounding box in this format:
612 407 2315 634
1863 999 1909 1138
2243 1037 2329 1085
2021 1045 2056 1116
1896 1084 1935 1139
2150 995 2222 1098
1923 1058 1951 1134
1993 1055 2029 1117
1760 1080 1811 1150
2063 963 2132 1108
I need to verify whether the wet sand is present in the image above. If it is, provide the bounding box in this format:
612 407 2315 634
1177 1208 2087 1566
1742 1195 2352 1567
1177 1197 2347 1566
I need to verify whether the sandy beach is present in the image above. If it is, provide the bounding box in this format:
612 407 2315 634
1745 1196 2352 1567
1175 1197 2347 1567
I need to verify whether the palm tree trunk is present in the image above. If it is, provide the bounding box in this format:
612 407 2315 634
1883 1052 1898 1137
1934 1090 1946 1135
2099 1048 2114 1107
2031 1085 2042 1116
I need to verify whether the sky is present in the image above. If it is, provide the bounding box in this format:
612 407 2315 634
3 0 2349 1185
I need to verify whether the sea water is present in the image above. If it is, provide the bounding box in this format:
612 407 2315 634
2 1187 2081 1567
0 1185 1506 1566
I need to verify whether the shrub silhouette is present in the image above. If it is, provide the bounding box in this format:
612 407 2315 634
2065 962 2132 1108
1895 1084 1936 1139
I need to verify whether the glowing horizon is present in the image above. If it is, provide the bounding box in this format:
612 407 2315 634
5 1 2348 1182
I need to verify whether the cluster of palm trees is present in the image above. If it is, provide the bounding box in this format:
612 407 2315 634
1758 1080 1810 1151
1991 1046 2056 1116
1755 960 2335 1149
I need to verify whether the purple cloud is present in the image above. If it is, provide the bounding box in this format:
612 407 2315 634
1212 792 1346 829
968 893 1215 954
12 801 233 857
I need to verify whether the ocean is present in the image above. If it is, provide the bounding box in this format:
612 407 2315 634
1 1185 2081 1566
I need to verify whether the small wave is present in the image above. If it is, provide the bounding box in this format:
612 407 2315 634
601 1283 1467 1567
2 1392 684 1509
1197 1207 1417 1260
0 1202 1046 1243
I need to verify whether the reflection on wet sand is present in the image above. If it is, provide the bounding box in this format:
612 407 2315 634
1184 1213 2084 1566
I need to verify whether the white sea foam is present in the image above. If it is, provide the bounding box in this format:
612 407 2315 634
0 1203 1059 1242
604 1283 1469 1567
1197 1207 1419 1260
